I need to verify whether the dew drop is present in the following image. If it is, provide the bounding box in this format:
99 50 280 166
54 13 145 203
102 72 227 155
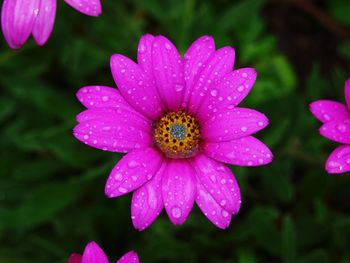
175 84 184 92
171 206 182 218
210 89 218 97
336 124 346 132
222 210 229 218
128 160 140 168
237 85 244 92
118 187 127 193
114 173 123 181
241 126 248 132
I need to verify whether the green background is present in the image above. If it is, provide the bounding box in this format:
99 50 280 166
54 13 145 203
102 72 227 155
0 0 350 262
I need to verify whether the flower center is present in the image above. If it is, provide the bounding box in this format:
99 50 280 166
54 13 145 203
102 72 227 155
153 111 201 158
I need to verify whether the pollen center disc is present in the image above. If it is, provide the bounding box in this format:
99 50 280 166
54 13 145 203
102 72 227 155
153 111 201 158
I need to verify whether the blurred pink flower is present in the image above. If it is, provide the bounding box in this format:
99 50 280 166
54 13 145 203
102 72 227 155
310 78 350 174
68 241 139 263
73 34 273 230
1 0 102 49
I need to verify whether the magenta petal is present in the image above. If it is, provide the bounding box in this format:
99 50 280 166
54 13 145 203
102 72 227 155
320 118 350 144
326 145 350 174
202 107 269 142
137 34 155 75
82 242 108 263
310 100 349 123
196 181 232 229
69 253 82 263
117 251 139 263
1 0 19 48
345 79 350 111
204 136 273 166
105 148 163 198
64 0 102 16
131 164 165 231
198 68 257 121
162 160 196 225
1 0 40 48
32 0 56 45
73 113 152 153
192 154 241 214
151 36 185 112
110 55 162 120
187 47 235 116
77 86 135 110
182 36 215 107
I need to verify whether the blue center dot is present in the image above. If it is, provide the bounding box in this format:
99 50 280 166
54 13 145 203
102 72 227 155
170 123 187 140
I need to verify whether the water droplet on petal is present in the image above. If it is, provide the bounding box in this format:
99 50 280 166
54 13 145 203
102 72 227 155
337 124 346 133
128 160 140 168
118 187 127 193
175 84 184 92
171 206 182 218
114 173 123 181
222 210 229 218
210 89 218 97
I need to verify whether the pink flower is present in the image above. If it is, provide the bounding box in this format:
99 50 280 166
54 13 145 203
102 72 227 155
73 34 273 230
1 0 102 49
68 241 139 263
310 78 350 174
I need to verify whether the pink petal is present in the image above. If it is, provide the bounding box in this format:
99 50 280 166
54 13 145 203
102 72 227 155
68 253 82 263
309 100 349 123
110 55 162 120
32 0 56 45
187 47 235 116
117 251 139 263
345 78 350 111
82 242 108 263
1 0 18 48
319 118 350 144
197 68 257 121
105 148 163 198
77 86 134 110
131 163 165 231
196 181 232 229
151 36 185 112
73 114 152 153
162 160 196 225
326 145 350 174
182 36 215 107
192 154 241 214
64 0 102 16
203 136 273 166
1 0 40 49
137 34 155 75
202 107 269 142
76 107 149 128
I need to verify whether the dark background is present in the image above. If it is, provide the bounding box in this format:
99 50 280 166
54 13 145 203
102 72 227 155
0 0 349 262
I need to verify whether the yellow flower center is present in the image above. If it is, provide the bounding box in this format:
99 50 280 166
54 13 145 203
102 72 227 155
153 111 201 158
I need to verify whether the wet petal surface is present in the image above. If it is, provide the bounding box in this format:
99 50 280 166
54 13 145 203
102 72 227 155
162 160 196 225
196 180 232 229
202 107 269 142
192 154 241 214
105 148 163 198
131 163 165 231
64 0 102 16
204 136 273 166
310 100 349 123
326 145 350 174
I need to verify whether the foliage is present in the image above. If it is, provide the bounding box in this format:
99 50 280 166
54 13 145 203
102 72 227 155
0 0 349 262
